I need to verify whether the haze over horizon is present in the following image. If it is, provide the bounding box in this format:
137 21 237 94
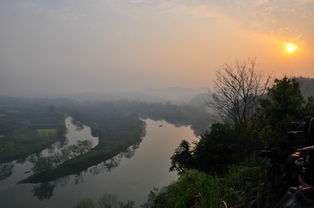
1 0 314 97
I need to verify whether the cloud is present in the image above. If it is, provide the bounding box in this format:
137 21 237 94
97 0 314 47
17 1 87 21
17 0 314 39
8 0 314 48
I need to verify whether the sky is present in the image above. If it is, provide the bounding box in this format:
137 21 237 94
1 0 314 97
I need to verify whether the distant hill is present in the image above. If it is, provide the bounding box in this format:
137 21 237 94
53 88 208 104
188 92 209 108
297 77 314 98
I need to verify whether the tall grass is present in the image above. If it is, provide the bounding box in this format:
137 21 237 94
143 157 273 208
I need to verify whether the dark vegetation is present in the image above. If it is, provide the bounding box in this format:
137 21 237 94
62 100 211 136
110 101 211 135
0 97 66 163
144 72 314 206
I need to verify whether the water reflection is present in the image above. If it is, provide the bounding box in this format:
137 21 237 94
31 175 73 200
102 152 127 172
74 173 84 184
0 162 13 181
70 118 85 133
97 194 135 208
30 143 141 200
101 143 141 173
73 193 135 208
32 182 55 201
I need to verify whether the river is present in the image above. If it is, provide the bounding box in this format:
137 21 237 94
0 117 197 208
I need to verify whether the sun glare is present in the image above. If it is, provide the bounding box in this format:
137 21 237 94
285 42 298 54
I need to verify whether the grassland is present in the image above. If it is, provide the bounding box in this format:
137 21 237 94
37 129 57 137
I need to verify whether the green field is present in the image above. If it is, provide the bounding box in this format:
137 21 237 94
37 129 57 137
0 97 66 163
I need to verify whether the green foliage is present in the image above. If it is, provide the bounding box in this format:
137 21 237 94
73 199 95 208
171 123 261 174
254 77 314 144
193 123 239 173
0 127 63 163
170 140 193 174
221 157 273 208
144 157 271 208
255 77 303 142
143 170 222 208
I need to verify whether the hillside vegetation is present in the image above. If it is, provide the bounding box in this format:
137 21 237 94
143 76 314 208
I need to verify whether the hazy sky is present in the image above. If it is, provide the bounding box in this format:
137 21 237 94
1 0 314 96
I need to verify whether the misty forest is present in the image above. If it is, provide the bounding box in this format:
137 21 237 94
1 1 314 208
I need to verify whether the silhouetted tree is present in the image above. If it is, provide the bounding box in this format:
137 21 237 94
208 58 270 129
192 123 241 173
170 140 193 174
255 77 314 143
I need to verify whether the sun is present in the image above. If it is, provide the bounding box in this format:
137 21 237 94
285 42 298 54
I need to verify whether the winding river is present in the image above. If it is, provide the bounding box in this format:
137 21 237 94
0 117 197 208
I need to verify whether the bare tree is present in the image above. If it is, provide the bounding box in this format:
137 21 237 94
207 58 271 129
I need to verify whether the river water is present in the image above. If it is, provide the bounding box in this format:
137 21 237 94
0 117 197 208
